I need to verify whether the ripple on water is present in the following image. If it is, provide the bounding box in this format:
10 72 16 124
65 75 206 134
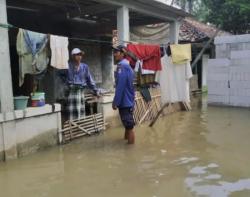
185 163 250 196
172 157 199 165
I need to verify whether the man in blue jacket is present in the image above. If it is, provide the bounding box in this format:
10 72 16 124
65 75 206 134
112 45 135 144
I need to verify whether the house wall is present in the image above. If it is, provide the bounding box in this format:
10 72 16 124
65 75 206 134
100 95 121 129
101 44 115 91
0 117 5 161
0 104 61 161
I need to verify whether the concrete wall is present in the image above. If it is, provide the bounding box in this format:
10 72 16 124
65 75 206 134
100 95 121 129
0 104 61 161
207 58 230 105
0 118 4 161
215 34 250 59
84 45 103 83
208 34 250 107
229 50 250 107
101 44 115 90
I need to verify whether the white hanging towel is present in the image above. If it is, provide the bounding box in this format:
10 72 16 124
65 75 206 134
50 35 69 69
174 60 193 103
157 55 193 104
158 55 178 104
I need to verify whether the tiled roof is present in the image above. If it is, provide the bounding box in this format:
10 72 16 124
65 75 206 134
179 18 230 42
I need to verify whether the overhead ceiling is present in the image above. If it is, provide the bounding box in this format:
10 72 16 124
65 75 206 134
6 0 188 38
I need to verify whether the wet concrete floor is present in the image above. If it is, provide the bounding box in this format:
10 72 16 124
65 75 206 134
1 97 250 197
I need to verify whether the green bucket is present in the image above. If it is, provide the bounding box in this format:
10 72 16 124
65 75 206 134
14 96 29 110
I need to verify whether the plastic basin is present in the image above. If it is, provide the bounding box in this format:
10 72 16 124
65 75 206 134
14 96 29 110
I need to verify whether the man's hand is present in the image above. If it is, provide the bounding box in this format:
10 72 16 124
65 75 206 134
96 91 101 98
93 90 101 98
112 102 117 110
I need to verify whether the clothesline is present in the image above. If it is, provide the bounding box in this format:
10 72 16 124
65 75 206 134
0 23 15 29
0 22 171 46
4 22 193 123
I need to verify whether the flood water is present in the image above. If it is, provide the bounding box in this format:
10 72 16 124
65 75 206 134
1 96 250 197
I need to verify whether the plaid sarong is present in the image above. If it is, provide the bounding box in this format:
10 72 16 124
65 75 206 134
67 87 85 121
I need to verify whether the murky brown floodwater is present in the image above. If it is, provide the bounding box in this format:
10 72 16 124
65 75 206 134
1 96 250 197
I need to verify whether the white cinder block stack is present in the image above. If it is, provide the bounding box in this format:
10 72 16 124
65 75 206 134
207 34 250 107
207 58 230 105
229 50 250 107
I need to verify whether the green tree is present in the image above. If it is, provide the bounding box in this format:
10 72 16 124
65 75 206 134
195 0 250 34
172 0 194 13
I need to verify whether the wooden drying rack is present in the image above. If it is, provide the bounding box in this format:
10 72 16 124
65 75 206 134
59 93 108 144
59 113 106 144
133 87 191 127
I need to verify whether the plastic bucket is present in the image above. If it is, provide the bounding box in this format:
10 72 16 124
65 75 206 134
31 92 45 107
14 96 29 110
31 99 46 107
31 92 45 100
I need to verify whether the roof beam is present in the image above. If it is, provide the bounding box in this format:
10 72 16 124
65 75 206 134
81 4 117 15
92 0 186 22
137 0 189 17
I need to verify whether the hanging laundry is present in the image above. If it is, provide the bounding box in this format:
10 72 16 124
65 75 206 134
157 52 193 104
174 60 193 103
156 54 178 104
127 44 162 71
137 73 156 86
135 60 155 85
170 44 192 65
17 29 49 86
134 60 155 75
125 58 155 86
50 35 69 69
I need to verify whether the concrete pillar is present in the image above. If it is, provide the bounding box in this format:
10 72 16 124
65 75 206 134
169 20 181 44
0 0 14 113
2 122 17 160
0 122 4 161
117 6 130 44
202 54 209 92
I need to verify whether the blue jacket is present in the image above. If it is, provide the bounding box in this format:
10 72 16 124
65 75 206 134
113 59 135 108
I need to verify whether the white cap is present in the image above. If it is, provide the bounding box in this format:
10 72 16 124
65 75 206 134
71 48 84 55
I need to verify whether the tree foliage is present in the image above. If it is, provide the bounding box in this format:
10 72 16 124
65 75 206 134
172 0 194 12
194 0 250 34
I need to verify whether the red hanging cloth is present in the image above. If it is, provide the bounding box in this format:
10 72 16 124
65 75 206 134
126 44 162 71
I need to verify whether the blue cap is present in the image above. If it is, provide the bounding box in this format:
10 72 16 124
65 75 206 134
112 45 126 52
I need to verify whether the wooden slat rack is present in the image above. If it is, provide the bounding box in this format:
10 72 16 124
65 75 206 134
133 88 162 125
59 113 105 144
